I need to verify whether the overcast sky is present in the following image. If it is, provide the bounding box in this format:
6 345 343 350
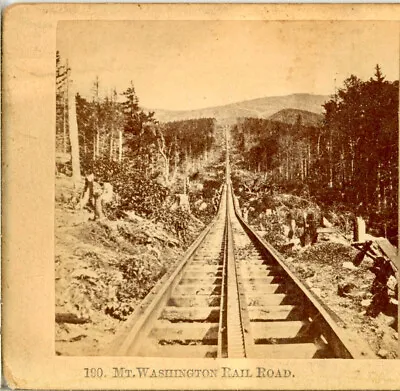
57 20 399 110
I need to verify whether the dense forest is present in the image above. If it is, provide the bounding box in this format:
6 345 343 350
231 66 398 242
56 51 220 222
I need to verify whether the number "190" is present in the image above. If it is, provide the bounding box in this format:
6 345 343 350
84 368 104 378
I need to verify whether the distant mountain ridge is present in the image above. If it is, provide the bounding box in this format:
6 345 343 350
147 93 330 123
268 108 323 127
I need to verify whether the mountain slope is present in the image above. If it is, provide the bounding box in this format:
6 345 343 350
148 93 329 123
268 108 323 127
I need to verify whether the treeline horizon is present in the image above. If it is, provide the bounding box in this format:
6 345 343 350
56 51 218 191
231 65 398 242
56 51 398 241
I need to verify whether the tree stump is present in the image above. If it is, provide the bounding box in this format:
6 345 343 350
76 173 94 210
93 182 113 221
353 216 366 242
300 213 318 246
170 194 190 212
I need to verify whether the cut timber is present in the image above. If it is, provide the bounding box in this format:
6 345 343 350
149 322 219 343
248 305 303 321
172 285 221 295
240 268 285 278
241 276 284 286
183 271 223 278
161 307 220 322
251 320 308 340
375 238 399 271
240 264 283 272
251 342 331 359
239 283 296 294
167 295 220 307
246 293 302 306
138 344 217 358
179 277 222 284
184 266 222 273
55 313 90 324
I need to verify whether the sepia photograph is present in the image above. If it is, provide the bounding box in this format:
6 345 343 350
55 20 398 360
3 4 400 390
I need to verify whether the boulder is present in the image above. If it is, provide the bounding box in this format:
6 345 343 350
338 281 356 297
377 349 389 359
199 202 208 211
387 275 397 291
361 299 372 307
343 261 358 271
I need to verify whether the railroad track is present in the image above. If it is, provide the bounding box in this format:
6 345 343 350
109 169 373 359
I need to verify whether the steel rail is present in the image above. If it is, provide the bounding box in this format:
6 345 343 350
108 185 228 356
108 154 375 358
217 214 228 358
227 186 255 358
228 184 376 359
225 190 246 358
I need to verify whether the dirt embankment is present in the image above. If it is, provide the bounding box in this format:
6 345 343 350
284 243 398 359
55 177 204 356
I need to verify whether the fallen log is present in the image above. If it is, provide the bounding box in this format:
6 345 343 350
55 312 91 324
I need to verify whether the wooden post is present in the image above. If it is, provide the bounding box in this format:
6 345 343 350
354 216 366 242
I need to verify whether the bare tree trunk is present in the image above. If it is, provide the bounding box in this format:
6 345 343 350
317 133 321 156
164 157 170 184
67 80 81 185
286 150 289 181
109 132 113 161
159 150 170 185
170 150 178 183
328 130 333 188
118 130 123 163
83 131 87 156
93 76 100 161
96 131 100 158
63 88 68 153
93 134 96 161
351 152 355 180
